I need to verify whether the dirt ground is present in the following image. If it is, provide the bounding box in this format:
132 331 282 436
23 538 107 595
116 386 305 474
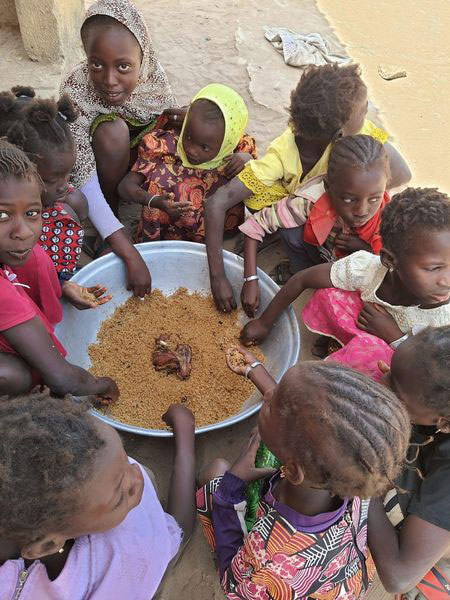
0 0 448 597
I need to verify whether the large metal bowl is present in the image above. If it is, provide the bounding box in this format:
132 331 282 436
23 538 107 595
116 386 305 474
56 241 300 436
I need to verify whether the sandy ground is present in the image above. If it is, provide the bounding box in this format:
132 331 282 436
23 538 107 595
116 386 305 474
1 0 447 597
318 0 450 193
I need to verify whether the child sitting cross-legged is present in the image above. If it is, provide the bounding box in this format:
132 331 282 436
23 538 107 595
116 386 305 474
240 134 390 317
241 187 450 380
0 392 196 599
119 83 256 243
196 352 410 599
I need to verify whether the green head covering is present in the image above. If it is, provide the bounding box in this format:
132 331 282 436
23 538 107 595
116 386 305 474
177 83 248 170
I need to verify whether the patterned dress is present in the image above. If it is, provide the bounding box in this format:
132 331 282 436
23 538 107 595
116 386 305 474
133 129 257 243
39 202 84 277
197 472 375 600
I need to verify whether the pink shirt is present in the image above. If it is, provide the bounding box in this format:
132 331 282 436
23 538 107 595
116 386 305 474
0 461 181 600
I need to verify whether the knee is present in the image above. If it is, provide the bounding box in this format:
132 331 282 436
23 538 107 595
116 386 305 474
92 118 130 158
0 354 32 396
197 457 231 486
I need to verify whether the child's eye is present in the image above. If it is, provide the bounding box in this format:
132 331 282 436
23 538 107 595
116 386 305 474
26 209 41 218
202 145 210 152
342 198 353 204
369 197 381 203
90 62 102 70
118 64 131 73
0 211 9 221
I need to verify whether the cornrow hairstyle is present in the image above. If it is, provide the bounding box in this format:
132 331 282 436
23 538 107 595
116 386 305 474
0 139 41 187
276 361 411 499
327 134 390 181
191 98 225 124
0 87 78 161
0 389 105 544
406 326 450 417
289 63 367 139
380 187 450 255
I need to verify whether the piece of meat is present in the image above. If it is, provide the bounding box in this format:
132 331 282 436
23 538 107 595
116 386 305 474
175 344 192 380
152 334 192 380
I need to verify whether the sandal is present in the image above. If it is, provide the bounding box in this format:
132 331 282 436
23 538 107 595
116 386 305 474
269 261 291 286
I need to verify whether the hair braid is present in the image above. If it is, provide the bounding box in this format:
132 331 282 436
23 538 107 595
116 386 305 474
0 87 77 160
327 134 390 180
0 139 41 186
277 362 411 499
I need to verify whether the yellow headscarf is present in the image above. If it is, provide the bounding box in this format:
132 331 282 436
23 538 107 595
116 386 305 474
177 83 248 170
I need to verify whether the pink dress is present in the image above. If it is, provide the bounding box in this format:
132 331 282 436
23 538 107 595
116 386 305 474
0 461 181 600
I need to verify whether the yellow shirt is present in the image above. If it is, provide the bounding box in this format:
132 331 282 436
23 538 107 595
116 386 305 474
239 119 388 210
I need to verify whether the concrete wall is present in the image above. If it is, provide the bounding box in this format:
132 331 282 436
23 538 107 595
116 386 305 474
3 0 84 64
0 0 18 26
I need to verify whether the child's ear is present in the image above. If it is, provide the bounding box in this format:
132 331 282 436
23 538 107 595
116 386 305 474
379 247 397 271
21 534 66 561
283 459 304 486
436 417 450 435
331 129 344 144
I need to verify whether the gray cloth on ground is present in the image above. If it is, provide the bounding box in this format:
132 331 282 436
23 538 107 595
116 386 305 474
264 28 350 68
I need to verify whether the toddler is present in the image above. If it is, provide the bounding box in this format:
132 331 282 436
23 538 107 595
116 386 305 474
119 83 256 242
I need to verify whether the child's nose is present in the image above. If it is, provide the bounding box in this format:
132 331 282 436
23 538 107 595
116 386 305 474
11 218 35 240
103 68 118 88
354 200 369 216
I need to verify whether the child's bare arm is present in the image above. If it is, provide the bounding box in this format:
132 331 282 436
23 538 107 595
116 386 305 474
241 263 333 345
64 189 88 222
241 236 260 318
163 405 196 540
117 171 149 205
368 498 450 593
204 178 252 312
3 317 118 400
385 142 412 190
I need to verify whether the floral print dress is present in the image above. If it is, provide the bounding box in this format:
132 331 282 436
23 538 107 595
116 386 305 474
132 129 257 243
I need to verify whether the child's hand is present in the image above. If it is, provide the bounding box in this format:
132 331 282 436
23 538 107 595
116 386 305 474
223 152 253 179
162 107 187 129
240 318 270 346
229 430 276 483
62 281 112 310
93 376 120 405
226 346 259 375
241 279 260 318
356 302 403 344
163 403 195 434
335 233 371 253
156 193 192 221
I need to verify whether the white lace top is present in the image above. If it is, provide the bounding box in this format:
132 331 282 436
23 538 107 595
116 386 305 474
330 251 450 334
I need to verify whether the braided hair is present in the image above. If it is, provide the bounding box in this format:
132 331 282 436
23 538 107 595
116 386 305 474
289 63 367 139
380 187 450 255
327 134 390 181
0 390 105 544
0 139 41 187
276 362 411 499
0 86 78 161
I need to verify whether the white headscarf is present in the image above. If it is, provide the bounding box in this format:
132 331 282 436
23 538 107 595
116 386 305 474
61 0 176 187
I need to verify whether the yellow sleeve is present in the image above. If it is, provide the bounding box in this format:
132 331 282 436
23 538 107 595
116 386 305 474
360 119 389 144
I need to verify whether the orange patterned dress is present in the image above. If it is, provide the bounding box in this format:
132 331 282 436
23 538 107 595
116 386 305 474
132 129 257 243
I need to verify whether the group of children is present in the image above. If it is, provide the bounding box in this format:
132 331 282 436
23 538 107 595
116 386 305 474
0 0 448 598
